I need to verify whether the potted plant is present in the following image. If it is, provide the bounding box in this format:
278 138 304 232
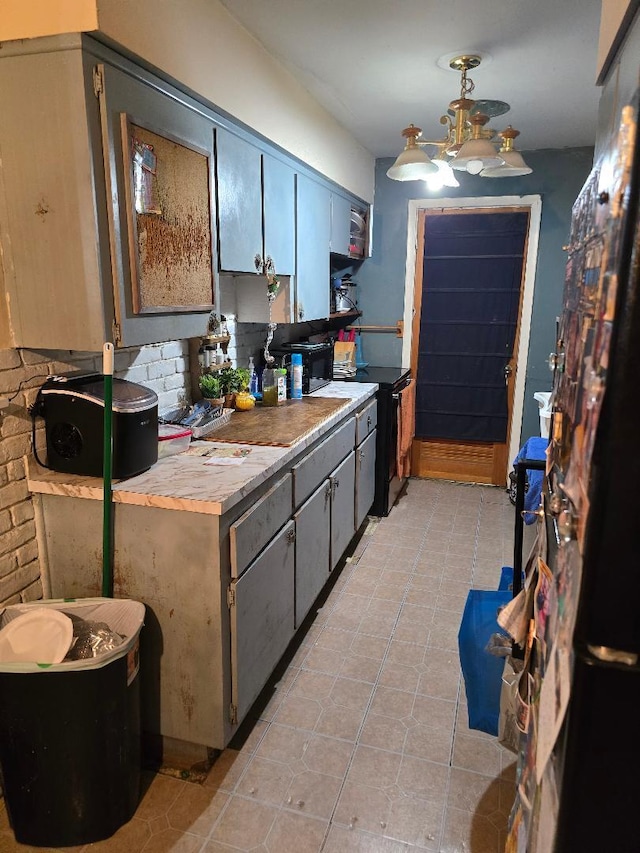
198 373 223 407
219 367 250 408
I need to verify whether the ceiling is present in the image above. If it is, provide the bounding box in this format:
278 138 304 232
218 0 603 159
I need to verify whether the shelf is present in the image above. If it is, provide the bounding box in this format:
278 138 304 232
202 334 231 345
201 362 232 373
329 310 361 320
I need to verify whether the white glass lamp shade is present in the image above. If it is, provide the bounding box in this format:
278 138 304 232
480 150 532 177
386 146 438 181
425 158 460 190
451 138 503 172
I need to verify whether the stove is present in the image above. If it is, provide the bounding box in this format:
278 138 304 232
346 365 412 516
346 366 411 390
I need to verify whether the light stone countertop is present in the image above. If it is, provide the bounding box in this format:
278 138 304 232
27 382 377 516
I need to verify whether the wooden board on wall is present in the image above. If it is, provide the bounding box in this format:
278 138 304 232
121 115 215 314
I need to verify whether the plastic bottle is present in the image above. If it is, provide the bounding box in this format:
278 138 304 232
291 353 303 399
248 356 259 396
276 368 287 402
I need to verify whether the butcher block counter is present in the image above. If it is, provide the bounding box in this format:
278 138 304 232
28 381 378 766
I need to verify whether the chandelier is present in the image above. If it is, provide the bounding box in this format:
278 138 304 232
386 55 532 189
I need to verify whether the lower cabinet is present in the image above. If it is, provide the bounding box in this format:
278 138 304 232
230 520 296 724
330 451 356 570
355 430 377 529
294 481 331 627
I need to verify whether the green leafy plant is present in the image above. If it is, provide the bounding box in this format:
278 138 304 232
219 367 250 395
198 373 222 399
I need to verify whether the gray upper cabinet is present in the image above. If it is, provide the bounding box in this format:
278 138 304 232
296 174 331 322
263 155 296 277
0 38 216 351
330 193 352 256
216 128 295 276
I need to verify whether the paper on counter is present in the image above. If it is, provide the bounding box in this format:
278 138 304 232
184 445 252 465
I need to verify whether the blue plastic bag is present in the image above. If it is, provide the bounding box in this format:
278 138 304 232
458 589 511 736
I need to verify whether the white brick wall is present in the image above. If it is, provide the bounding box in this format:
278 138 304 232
0 341 192 606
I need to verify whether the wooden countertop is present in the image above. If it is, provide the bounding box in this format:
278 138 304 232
205 396 350 446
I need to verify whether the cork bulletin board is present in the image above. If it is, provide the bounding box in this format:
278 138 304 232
120 114 215 314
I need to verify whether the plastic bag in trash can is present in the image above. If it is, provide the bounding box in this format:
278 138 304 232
65 616 124 660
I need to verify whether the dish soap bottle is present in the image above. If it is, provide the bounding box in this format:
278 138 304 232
248 356 259 396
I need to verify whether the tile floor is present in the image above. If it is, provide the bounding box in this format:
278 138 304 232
1 477 519 853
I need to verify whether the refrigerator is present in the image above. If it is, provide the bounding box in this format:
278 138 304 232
506 87 640 852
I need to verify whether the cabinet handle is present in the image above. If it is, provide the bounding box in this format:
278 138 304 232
254 253 264 273
298 305 305 321
359 449 365 462
286 527 296 544
366 415 372 429
325 483 332 502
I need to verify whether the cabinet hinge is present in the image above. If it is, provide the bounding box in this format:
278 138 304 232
229 703 238 725
227 586 236 608
112 321 121 347
92 66 104 98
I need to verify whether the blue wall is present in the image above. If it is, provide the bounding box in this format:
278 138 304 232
355 146 594 443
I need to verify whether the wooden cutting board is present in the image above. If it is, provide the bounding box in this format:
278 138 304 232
203 396 350 446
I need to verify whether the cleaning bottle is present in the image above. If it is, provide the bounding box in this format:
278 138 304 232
290 353 303 399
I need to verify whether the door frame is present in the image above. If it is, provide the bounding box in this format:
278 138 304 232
401 194 542 479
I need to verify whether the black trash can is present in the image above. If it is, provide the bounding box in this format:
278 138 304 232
0 598 145 847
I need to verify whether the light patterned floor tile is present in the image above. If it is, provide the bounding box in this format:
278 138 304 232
209 796 279 849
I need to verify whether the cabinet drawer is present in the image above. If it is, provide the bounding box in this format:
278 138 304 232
292 417 356 507
230 473 292 578
356 398 378 446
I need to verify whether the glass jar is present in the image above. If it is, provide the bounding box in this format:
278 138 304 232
262 367 279 406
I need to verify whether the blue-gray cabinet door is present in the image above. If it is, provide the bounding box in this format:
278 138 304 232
330 450 356 571
355 429 376 530
330 193 351 256
263 155 295 276
294 479 331 627
230 520 295 724
296 174 331 322
216 128 263 273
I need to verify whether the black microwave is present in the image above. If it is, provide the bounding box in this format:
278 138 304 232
270 342 333 394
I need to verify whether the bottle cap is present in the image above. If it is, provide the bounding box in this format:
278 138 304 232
292 353 303 365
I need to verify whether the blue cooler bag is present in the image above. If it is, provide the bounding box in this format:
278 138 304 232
458 589 511 736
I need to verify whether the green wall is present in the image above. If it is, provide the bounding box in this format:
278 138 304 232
355 146 594 444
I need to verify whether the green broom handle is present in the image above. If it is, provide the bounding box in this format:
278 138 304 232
102 343 114 598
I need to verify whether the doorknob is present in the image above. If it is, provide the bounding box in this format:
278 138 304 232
503 364 513 384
